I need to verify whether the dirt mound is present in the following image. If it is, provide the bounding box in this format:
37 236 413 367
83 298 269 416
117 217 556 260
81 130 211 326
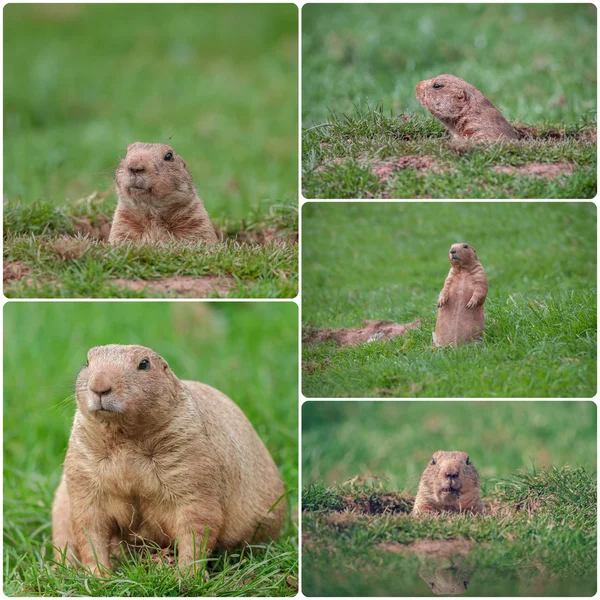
377 539 474 558
493 161 575 178
513 124 597 142
342 492 413 515
112 275 237 298
71 215 112 241
303 319 420 346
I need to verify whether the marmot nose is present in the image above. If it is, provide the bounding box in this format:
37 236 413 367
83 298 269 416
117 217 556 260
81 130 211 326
89 372 112 396
129 166 144 174
445 470 459 479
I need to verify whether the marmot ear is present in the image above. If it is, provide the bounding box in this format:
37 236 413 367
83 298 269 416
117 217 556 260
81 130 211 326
126 143 137 153
455 89 467 102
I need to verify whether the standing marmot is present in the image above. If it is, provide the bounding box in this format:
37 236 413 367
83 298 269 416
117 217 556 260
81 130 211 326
434 243 488 346
109 142 218 244
412 451 485 515
416 74 518 142
52 344 285 573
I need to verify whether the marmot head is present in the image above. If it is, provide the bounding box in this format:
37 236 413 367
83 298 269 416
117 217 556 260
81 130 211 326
448 243 478 267
115 142 195 206
75 345 182 426
419 451 480 508
416 74 482 122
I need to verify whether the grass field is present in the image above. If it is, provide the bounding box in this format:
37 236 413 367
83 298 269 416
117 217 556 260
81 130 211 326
302 4 596 199
302 401 597 596
302 202 597 398
4 4 298 297
3 303 298 596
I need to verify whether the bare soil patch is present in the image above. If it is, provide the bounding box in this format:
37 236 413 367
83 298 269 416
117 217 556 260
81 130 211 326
303 319 420 346
377 539 474 559
370 156 443 183
493 161 576 178
112 275 238 298
3 261 30 283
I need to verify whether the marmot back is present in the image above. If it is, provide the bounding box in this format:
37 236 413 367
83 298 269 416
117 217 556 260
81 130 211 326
109 142 218 244
416 74 518 142
413 451 485 515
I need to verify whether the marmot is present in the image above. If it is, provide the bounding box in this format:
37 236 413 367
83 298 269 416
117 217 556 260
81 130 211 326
109 142 218 244
416 74 518 142
412 451 485 516
434 243 488 346
52 344 285 573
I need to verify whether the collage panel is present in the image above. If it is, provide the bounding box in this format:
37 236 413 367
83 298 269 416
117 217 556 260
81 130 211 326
302 3 596 200
302 400 597 597
4 3 298 299
302 201 597 398
3 301 298 595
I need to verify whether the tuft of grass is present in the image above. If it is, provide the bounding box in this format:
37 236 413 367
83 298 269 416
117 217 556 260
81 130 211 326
302 202 597 397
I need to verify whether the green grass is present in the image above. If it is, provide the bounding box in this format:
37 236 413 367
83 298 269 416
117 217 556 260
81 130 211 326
302 4 596 199
4 200 298 298
4 4 298 298
302 401 597 596
302 202 597 397
5 4 297 217
3 303 298 596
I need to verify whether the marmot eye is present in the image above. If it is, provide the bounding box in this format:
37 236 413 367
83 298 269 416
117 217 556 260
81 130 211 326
164 152 173 161
466 458 471 465
433 83 444 89
463 244 468 248
138 359 150 371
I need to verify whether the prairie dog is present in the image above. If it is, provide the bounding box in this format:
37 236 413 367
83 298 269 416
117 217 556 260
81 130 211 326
412 451 485 515
416 74 518 142
52 344 284 573
434 243 488 346
109 142 218 244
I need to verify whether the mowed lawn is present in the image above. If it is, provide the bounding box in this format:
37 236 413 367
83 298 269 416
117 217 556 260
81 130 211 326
3 303 298 596
302 401 597 596
302 4 596 199
4 4 298 298
302 202 597 397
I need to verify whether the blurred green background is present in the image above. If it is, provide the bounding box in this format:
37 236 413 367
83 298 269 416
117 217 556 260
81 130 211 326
4 302 298 546
302 3 596 125
302 202 596 327
302 401 597 492
4 4 298 218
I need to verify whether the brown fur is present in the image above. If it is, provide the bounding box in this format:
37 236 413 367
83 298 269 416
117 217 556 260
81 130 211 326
434 243 488 346
52 345 284 573
416 74 518 142
412 451 485 516
109 142 218 244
